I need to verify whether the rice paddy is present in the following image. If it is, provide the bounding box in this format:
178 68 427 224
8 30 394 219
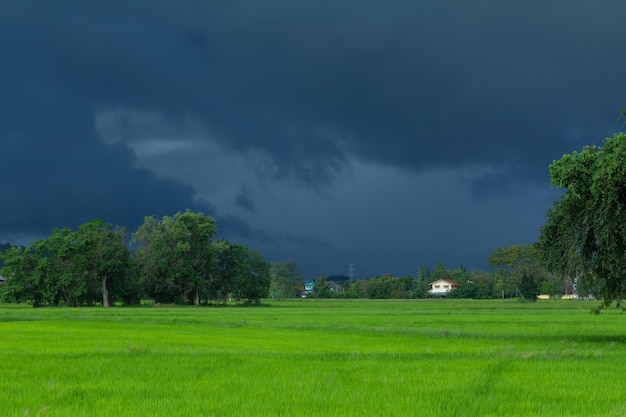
1 299 625 416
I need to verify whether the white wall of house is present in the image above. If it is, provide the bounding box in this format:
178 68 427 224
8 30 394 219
428 279 457 295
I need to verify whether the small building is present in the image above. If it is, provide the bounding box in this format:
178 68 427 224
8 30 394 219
327 281 344 292
302 281 315 297
0 275 5 285
428 279 459 296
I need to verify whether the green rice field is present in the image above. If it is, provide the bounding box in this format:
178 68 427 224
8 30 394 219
1 299 625 416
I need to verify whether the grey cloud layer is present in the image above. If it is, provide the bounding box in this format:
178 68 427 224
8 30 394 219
2 0 626 252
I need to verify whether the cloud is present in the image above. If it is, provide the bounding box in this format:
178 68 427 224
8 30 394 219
2 1 626 277
234 185 256 213
7 1 625 187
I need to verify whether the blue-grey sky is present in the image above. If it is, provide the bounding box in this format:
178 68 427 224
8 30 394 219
2 1 625 278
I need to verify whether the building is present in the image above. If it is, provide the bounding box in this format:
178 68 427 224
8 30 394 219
302 281 315 297
428 279 459 296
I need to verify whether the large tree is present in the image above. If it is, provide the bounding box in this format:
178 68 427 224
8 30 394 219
77 219 132 307
133 210 218 304
1 229 86 306
537 133 626 309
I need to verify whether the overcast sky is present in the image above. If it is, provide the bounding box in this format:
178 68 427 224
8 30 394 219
2 1 626 279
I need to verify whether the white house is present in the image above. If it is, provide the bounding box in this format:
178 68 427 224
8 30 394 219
428 279 459 296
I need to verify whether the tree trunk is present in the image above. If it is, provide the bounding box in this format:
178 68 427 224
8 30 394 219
194 285 200 306
180 287 191 304
102 275 110 307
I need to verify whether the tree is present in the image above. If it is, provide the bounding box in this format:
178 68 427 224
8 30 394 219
35 228 86 306
0 246 39 305
212 241 266 304
312 275 332 298
77 219 132 307
132 210 217 304
270 260 303 299
489 244 544 301
233 246 271 304
537 133 626 310
216 242 270 304
1 230 87 306
0 243 14 268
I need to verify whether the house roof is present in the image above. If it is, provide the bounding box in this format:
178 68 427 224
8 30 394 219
428 279 460 286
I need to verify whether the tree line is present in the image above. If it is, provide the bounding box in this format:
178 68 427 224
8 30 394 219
0 211 271 307
3 132 626 308
268 245 568 302
302 246 571 301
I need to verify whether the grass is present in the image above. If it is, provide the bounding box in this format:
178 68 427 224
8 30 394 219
1 299 626 416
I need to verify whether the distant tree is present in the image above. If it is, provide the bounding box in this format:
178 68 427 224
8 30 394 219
0 243 14 268
472 271 497 299
430 261 448 280
312 275 332 298
346 278 367 298
541 276 563 299
212 241 270 304
211 240 238 303
413 278 430 299
228 244 271 304
489 244 545 301
391 276 416 299
537 133 626 310
418 265 431 281
448 280 478 299
270 260 302 299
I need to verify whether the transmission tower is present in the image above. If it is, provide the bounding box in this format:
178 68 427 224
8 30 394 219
348 263 356 281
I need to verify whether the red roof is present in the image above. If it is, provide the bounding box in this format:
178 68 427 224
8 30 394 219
428 279 460 286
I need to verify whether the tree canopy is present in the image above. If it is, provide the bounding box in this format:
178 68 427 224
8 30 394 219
489 244 545 301
537 133 626 310
1 211 272 307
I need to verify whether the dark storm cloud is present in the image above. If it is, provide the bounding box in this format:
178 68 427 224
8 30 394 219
1 1 227 236
234 185 256 213
191 0 626 181
2 0 626 248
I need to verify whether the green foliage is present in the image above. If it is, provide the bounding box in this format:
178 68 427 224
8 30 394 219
312 275 332 298
0 246 39 304
229 244 271 304
270 260 302 299
537 133 626 310
1 223 134 307
212 241 271 304
541 276 564 299
2 210 271 307
448 272 497 299
489 244 546 300
78 220 132 307
0 242 14 267
133 210 218 304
